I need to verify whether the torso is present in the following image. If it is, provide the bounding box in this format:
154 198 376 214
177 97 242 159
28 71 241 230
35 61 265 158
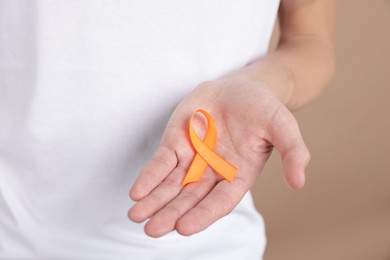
0 0 279 258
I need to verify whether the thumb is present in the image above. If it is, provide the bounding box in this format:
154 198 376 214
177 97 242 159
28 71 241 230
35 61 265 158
266 105 311 189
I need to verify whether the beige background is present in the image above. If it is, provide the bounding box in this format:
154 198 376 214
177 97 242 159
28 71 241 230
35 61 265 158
251 1 390 259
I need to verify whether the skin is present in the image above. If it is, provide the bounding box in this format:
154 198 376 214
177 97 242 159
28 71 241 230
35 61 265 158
128 0 336 238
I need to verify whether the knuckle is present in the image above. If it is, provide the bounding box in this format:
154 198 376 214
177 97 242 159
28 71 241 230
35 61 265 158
163 176 182 188
164 204 183 218
181 189 203 202
153 151 172 168
304 148 311 166
140 167 160 180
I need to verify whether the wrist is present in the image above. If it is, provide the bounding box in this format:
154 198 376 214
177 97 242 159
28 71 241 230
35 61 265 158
218 67 294 108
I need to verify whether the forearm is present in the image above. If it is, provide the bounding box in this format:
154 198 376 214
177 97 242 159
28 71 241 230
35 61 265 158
222 35 335 111
221 0 335 111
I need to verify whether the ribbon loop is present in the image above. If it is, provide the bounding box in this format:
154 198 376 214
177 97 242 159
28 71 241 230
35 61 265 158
182 109 237 186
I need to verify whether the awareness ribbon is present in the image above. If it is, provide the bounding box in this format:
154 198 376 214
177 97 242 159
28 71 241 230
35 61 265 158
182 109 237 186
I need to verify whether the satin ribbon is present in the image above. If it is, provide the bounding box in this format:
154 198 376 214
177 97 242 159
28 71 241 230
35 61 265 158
182 109 237 186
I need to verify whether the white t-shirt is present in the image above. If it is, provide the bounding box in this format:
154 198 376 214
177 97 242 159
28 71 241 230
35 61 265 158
0 0 279 259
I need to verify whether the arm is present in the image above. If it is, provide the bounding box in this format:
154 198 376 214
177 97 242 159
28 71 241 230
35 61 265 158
128 0 335 238
223 0 336 110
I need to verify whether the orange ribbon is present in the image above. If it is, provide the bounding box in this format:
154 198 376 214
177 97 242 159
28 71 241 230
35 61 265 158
182 109 237 186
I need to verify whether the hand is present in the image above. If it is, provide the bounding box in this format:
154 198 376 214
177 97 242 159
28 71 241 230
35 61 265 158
127 78 310 237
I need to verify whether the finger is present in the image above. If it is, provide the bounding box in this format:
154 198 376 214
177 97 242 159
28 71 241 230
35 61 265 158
129 146 178 201
144 172 218 238
128 163 187 223
175 176 249 236
266 105 311 190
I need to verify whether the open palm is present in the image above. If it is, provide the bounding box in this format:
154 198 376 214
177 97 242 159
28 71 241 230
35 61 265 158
128 79 310 237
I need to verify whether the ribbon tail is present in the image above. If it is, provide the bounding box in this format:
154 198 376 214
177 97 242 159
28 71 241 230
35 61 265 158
182 154 208 186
